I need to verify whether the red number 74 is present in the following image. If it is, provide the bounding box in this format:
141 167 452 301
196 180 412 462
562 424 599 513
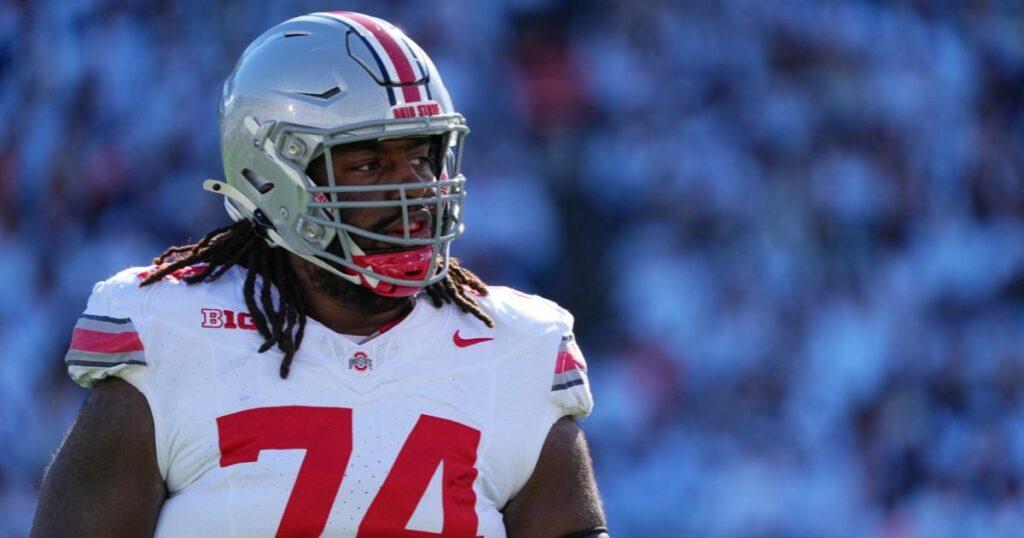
217 406 482 537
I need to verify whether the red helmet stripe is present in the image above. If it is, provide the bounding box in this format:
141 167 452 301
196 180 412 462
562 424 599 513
328 12 424 104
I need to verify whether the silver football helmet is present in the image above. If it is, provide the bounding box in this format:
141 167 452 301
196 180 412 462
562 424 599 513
208 11 469 297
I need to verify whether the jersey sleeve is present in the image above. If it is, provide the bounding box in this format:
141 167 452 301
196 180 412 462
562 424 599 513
482 286 595 421
549 332 594 418
65 269 149 388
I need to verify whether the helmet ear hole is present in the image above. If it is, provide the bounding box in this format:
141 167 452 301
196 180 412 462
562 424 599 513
305 154 327 185
428 135 446 178
242 169 275 194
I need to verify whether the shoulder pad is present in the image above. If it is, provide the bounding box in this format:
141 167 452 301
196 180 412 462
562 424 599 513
476 285 574 336
478 286 593 417
65 267 154 388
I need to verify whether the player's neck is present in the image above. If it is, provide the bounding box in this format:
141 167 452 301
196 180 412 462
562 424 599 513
305 294 412 336
288 254 415 336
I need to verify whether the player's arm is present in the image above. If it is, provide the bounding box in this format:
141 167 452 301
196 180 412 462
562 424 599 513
502 416 608 538
31 377 165 538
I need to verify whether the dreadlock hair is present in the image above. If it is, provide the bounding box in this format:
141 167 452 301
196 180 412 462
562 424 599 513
140 219 494 379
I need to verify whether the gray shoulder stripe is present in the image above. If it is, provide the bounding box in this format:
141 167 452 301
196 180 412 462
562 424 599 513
75 316 137 333
65 349 146 366
553 370 584 386
81 314 131 324
66 359 147 368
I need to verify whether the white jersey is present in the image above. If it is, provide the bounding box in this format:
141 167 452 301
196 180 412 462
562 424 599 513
65 265 593 538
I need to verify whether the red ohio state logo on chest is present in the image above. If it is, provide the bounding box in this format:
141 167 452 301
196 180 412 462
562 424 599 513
348 351 373 373
201 308 257 331
347 351 375 376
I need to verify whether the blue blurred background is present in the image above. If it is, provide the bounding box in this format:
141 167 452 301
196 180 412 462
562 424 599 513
2 0 1024 536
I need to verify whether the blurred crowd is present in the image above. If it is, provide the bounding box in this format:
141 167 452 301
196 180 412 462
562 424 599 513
2 0 1023 536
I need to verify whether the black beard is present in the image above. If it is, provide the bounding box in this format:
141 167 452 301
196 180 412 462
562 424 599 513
305 262 411 315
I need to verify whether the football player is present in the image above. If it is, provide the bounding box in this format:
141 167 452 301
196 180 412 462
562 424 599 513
32 11 608 538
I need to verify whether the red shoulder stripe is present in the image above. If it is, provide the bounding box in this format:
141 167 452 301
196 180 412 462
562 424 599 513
555 348 586 374
70 328 144 354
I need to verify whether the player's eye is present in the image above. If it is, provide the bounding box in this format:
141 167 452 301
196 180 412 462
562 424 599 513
410 156 432 168
409 152 437 174
349 160 379 172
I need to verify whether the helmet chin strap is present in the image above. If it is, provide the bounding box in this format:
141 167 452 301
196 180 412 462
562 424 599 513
283 232 433 298
339 232 434 298
291 234 432 298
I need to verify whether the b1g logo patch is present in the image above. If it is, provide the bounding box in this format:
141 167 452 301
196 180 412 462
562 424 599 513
348 351 373 376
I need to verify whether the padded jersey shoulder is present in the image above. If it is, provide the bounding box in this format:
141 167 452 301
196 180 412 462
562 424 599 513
65 264 225 388
474 285 593 418
83 264 215 318
474 285 576 338
87 266 157 317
